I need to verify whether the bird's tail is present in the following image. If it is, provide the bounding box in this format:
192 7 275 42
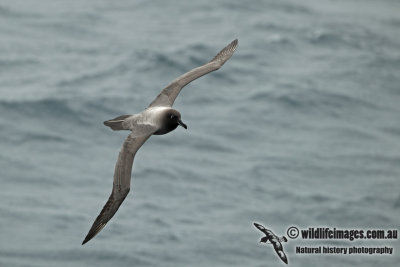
103 115 131 131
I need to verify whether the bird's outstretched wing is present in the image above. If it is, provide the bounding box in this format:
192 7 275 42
273 243 288 264
82 133 151 245
254 222 269 234
148 39 238 108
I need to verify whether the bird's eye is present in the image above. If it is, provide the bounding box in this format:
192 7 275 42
170 114 174 119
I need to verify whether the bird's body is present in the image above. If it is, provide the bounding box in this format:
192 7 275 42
105 107 183 136
82 39 238 245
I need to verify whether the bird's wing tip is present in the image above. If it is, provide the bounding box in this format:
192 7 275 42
229 38 239 52
210 39 239 63
81 240 87 245
82 234 93 245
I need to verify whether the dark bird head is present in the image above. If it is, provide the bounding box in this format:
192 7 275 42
260 236 269 243
166 110 187 130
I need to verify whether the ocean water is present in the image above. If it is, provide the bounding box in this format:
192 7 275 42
0 0 399 266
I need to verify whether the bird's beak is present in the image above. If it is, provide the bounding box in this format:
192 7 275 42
177 119 187 129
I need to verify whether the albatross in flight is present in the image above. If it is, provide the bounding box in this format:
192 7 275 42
82 39 238 245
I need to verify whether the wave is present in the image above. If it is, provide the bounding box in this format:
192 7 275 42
394 195 400 209
222 1 313 14
248 87 380 117
0 98 84 122
28 15 103 39
0 248 150 265
0 96 135 120
306 25 388 51
0 58 40 69
0 4 40 19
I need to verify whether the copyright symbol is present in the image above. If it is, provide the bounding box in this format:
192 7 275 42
287 226 299 239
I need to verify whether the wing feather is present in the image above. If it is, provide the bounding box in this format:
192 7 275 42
148 39 238 108
82 133 151 245
254 222 269 234
273 244 288 264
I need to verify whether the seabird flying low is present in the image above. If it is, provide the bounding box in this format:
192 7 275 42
82 39 238 245
254 223 289 264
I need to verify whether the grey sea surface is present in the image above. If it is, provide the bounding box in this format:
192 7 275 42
1 0 399 266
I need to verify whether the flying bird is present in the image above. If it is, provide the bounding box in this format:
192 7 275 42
82 39 238 245
254 223 288 264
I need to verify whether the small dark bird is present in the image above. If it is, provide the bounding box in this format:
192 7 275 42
254 223 289 264
81 39 238 245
